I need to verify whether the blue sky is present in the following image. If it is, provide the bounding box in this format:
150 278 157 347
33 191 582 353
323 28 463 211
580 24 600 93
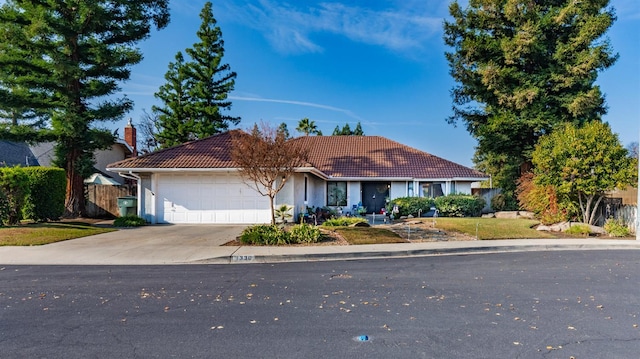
118 0 640 167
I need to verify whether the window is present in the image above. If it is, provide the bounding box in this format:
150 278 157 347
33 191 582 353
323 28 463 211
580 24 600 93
421 182 444 198
327 182 347 206
407 182 414 197
450 181 456 195
304 176 308 202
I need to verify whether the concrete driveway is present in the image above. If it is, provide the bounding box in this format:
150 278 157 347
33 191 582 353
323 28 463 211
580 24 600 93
0 225 246 265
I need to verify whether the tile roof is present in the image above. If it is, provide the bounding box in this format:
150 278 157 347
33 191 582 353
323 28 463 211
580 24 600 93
108 131 486 179
107 131 237 170
291 135 486 179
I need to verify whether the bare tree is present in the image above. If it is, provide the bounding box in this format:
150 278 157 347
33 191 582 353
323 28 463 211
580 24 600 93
231 122 308 224
138 109 161 154
627 142 639 160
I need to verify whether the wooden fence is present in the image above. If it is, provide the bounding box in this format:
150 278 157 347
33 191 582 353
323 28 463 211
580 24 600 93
616 205 637 235
85 184 135 218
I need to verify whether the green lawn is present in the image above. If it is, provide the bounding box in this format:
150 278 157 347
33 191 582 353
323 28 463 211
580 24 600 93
332 227 407 245
428 217 555 240
0 222 116 246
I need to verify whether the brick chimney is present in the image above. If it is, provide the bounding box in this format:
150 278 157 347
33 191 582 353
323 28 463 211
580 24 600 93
124 118 137 157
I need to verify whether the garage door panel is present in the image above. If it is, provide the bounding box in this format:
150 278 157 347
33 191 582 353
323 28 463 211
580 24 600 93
157 173 270 224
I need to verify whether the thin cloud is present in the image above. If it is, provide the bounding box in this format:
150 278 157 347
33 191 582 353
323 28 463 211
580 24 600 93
230 95 363 121
218 0 444 55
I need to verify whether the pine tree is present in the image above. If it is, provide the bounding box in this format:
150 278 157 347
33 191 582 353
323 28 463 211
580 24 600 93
444 0 617 194
332 125 341 136
353 122 364 136
278 122 291 139
0 0 170 216
153 52 195 148
155 1 239 144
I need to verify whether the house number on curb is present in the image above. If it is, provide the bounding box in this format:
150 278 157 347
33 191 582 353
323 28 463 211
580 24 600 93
232 255 255 262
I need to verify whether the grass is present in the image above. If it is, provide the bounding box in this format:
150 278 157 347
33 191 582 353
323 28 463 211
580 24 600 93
331 227 407 245
0 222 116 246
427 217 556 240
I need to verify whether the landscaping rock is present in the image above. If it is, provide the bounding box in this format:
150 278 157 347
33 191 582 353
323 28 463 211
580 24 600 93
550 222 571 232
482 213 496 218
585 224 606 235
518 211 536 219
495 211 518 219
538 221 607 235
536 225 551 232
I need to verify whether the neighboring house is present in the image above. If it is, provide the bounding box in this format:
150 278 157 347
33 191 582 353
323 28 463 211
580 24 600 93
1 121 138 185
0 140 40 167
107 130 488 224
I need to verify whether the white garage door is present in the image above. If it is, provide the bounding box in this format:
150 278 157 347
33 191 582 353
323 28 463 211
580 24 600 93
156 173 271 224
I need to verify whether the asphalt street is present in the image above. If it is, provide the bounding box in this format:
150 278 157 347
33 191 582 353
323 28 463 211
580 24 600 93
1 250 640 358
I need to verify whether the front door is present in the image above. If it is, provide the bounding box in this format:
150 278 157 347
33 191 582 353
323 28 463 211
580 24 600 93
361 182 389 214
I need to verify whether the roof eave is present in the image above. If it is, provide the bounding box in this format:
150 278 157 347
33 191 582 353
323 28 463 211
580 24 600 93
106 167 238 173
295 167 329 180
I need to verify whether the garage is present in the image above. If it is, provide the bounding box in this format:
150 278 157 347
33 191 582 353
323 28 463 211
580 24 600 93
156 173 270 224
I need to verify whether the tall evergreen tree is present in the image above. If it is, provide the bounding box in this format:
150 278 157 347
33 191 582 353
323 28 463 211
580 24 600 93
154 1 239 146
444 0 617 194
153 52 195 148
332 123 362 136
0 0 170 216
353 122 364 136
278 122 291 139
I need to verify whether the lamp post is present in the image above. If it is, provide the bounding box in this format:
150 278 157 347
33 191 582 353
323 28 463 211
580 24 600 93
637 127 640 240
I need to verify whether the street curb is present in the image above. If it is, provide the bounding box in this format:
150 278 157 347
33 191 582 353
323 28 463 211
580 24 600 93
196 243 640 264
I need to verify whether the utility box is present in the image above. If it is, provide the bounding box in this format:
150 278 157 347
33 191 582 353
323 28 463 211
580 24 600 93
117 196 137 217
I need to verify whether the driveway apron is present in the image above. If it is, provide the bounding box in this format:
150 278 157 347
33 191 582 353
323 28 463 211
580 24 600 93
0 225 244 265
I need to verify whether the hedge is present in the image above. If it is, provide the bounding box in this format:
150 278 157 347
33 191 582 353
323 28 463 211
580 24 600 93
0 166 65 225
387 197 435 218
23 167 66 222
0 166 30 225
434 194 485 217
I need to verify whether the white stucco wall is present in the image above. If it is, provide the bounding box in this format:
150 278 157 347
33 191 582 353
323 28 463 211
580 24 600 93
390 182 406 200
347 182 361 213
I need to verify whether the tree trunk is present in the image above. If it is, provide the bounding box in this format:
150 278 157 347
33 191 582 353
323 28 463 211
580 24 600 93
268 195 275 225
587 195 604 226
64 149 85 217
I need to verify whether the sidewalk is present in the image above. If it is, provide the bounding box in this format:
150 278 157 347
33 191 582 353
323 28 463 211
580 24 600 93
1 224 639 265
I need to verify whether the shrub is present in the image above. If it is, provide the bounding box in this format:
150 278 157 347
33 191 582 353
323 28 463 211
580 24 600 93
435 194 485 217
0 166 30 225
490 193 519 211
113 215 146 227
240 225 291 245
604 218 630 237
289 223 322 243
388 197 434 218
23 167 65 222
516 172 571 225
322 217 368 227
565 224 591 236
274 204 293 223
